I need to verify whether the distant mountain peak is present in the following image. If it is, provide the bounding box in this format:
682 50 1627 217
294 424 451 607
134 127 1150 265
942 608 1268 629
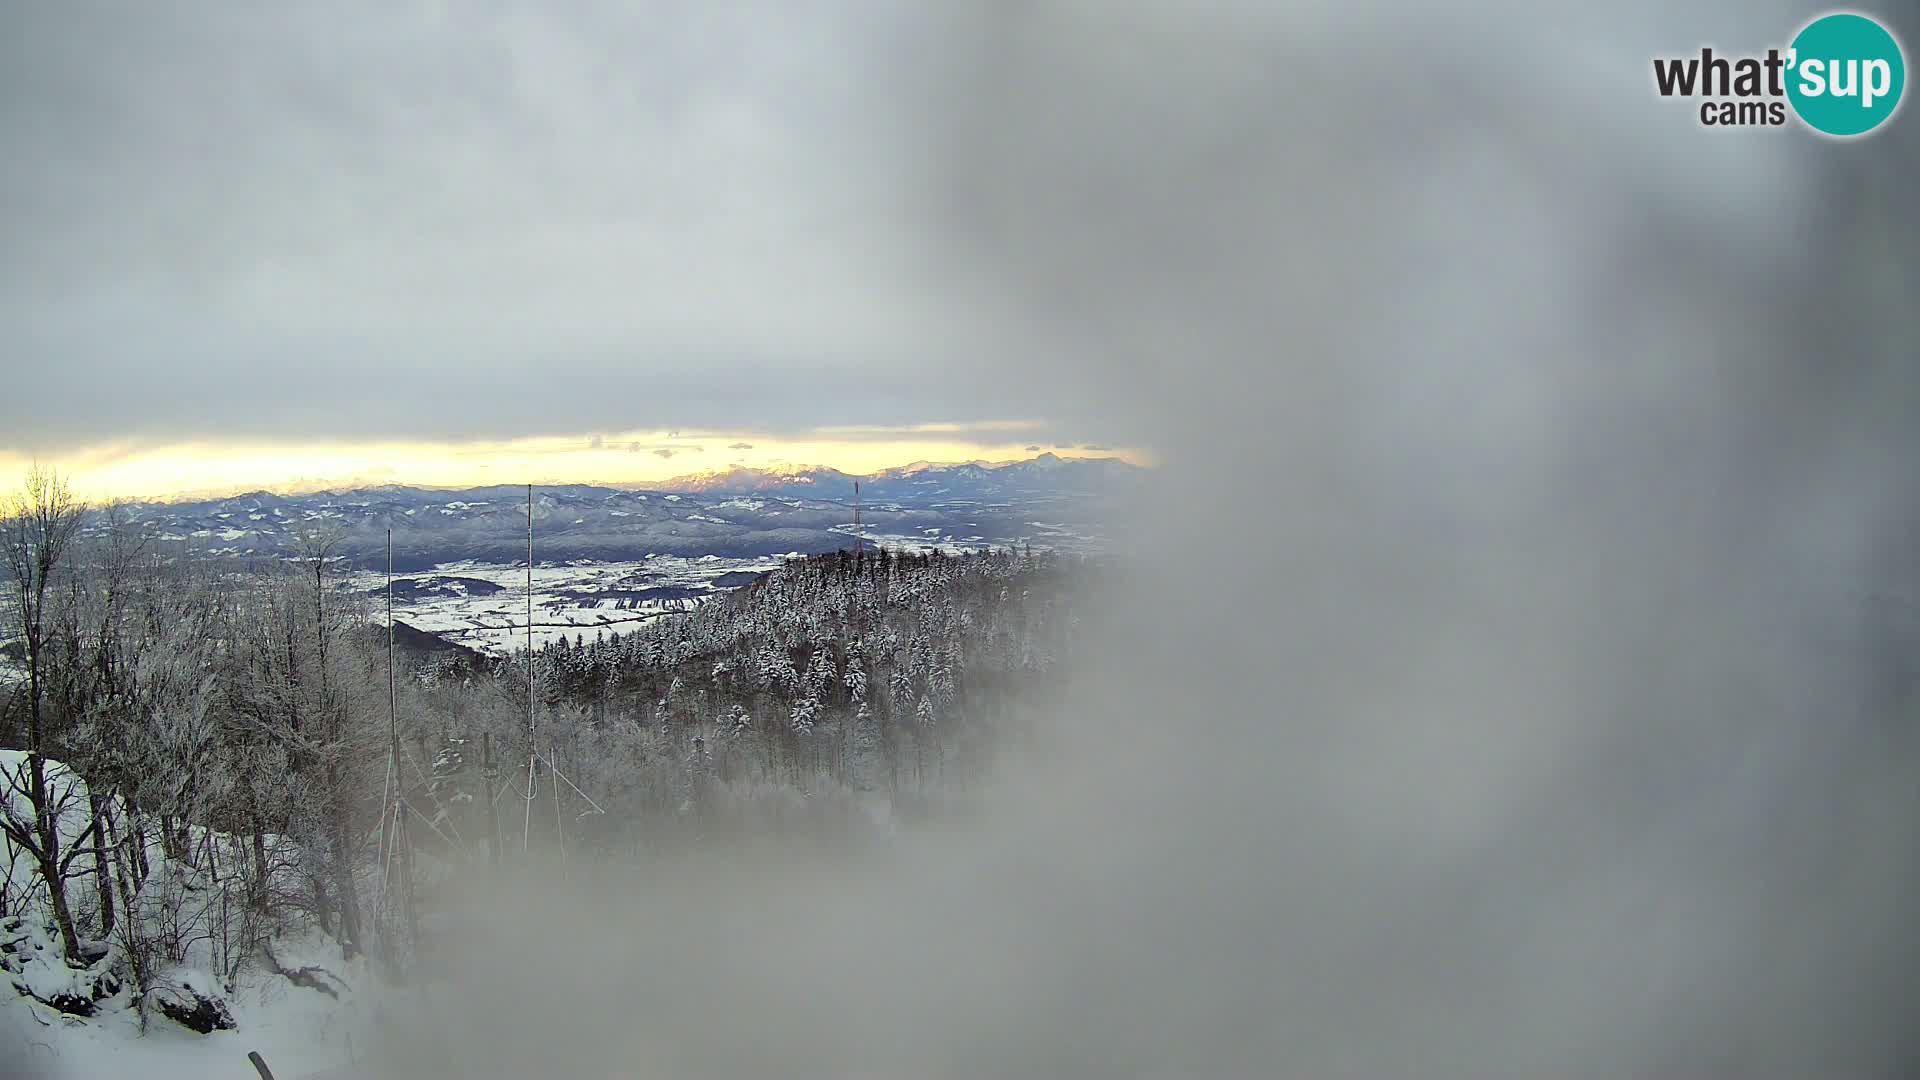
659 463 854 494
643 452 1138 499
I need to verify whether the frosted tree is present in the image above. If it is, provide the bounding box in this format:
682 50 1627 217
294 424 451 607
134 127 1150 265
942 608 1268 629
221 549 376 957
419 651 457 691
652 695 672 743
843 637 869 703
931 637 959 709
887 659 915 713
0 467 91 958
805 646 836 701
849 700 880 791
31 505 157 943
677 735 715 815
789 696 819 737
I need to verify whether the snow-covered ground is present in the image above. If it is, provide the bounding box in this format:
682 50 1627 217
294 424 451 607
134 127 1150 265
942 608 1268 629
4 931 380 1080
0 749 387 1079
347 554 788 655
0 743 908 1079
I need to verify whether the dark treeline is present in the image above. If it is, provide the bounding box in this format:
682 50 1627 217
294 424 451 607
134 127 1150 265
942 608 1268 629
1 469 1083 1016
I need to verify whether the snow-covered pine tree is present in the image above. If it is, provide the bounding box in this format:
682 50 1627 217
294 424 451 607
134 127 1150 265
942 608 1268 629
843 638 869 703
789 696 819 737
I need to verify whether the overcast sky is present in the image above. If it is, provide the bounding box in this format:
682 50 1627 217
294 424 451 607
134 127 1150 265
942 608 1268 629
2 3 1916 1075
0 2 1118 496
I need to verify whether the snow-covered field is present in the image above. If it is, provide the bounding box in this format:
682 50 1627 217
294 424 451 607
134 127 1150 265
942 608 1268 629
346 542 1026 656
347 555 788 655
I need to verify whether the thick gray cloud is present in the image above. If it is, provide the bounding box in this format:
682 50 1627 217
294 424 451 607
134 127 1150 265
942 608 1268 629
0 1 989 451
346 3 1918 1079
904 1 1920 1074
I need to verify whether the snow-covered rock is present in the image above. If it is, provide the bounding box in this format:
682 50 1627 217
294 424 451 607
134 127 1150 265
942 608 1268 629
147 968 235 1033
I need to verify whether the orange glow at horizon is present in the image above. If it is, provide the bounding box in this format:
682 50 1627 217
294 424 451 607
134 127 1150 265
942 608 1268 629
0 427 1154 503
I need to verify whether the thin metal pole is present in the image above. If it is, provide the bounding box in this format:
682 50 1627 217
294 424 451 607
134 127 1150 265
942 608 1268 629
388 530 417 952
388 531 395 735
523 484 536 854
386 533 396 898
518 486 591 862
527 482 534 719
552 739 567 880
388 529 398 804
482 732 500 864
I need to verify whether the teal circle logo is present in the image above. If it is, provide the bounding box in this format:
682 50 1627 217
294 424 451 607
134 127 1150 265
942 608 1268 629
1787 12 1906 136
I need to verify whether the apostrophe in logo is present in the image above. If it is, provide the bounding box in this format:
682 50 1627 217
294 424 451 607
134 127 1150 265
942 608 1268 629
1651 10 1906 137
1786 12 1905 136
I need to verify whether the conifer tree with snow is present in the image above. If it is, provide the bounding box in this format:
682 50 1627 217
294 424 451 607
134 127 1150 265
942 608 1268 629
790 696 819 738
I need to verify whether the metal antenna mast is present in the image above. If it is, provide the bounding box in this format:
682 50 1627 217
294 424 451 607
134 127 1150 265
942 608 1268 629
523 484 537 853
519 483 605 865
380 528 417 960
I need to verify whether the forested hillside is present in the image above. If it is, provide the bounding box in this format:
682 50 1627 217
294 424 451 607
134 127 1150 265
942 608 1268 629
408 544 1084 860
1 470 1086 1036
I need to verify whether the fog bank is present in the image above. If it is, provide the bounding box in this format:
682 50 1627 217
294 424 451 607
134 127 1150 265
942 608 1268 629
375 2 1919 1075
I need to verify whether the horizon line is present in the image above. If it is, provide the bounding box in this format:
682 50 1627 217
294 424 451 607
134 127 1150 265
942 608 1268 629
72 449 1150 506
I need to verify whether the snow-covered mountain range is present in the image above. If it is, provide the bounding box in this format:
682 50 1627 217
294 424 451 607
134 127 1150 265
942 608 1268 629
96 454 1141 571
664 452 1137 499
